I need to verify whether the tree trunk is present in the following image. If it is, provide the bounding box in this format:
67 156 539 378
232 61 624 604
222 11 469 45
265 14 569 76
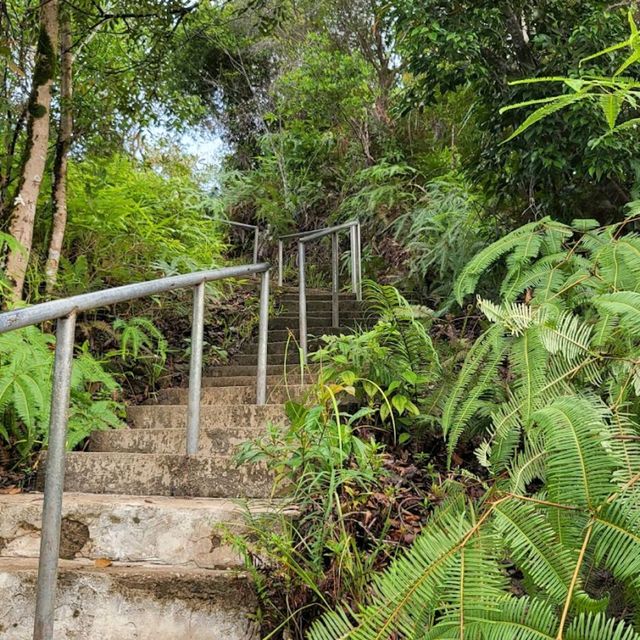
0 104 28 223
4 0 58 300
45 8 73 294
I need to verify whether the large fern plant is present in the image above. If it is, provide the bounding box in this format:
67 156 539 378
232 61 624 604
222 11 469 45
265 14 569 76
308 216 640 640
0 326 123 460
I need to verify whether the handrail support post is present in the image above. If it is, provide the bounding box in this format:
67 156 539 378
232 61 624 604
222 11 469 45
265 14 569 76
278 240 284 288
256 270 270 405
331 232 339 328
253 228 260 265
33 313 77 640
350 224 358 298
298 241 307 363
355 221 362 300
187 281 205 455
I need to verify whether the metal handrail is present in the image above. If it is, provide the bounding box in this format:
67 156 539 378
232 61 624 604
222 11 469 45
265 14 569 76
277 220 362 361
0 262 271 640
213 219 262 264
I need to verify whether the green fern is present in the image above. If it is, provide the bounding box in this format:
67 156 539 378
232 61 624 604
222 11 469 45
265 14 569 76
309 217 640 640
0 325 124 461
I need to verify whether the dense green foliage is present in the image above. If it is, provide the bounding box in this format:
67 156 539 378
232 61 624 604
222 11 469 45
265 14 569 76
0 326 122 460
305 215 640 640
57 153 224 289
3 2 640 636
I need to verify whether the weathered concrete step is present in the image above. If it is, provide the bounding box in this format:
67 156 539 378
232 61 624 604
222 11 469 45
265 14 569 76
243 340 317 355
270 316 371 330
91 427 263 457
202 373 315 387
47 453 274 498
198 374 302 387
277 310 371 320
278 299 366 312
204 364 317 378
126 404 285 430
233 352 303 366
266 327 352 342
279 289 356 300
152 384 312 405
0 558 258 640
0 493 278 568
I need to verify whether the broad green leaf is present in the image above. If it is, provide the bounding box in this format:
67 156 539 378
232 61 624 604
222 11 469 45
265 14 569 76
600 93 623 130
503 93 587 142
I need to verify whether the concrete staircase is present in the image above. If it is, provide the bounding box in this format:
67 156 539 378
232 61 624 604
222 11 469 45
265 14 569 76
0 287 367 639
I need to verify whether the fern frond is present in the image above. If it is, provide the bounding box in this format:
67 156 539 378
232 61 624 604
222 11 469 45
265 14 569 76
534 396 615 510
565 613 640 640
540 311 593 362
443 327 506 461
500 252 570 302
493 500 574 602
591 499 640 592
506 439 546 493
596 237 640 291
594 291 640 334
455 218 563 303
12 374 45 429
308 497 491 640
509 330 548 428
609 411 640 485
478 298 538 336
427 596 558 640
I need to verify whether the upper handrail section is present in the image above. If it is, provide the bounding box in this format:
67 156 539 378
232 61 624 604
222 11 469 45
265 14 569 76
297 220 359 244
277 220 362 361
213 219 262 264
276 220 361 292
0 263 269 334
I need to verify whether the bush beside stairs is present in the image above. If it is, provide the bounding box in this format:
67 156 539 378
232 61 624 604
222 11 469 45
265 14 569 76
0 287 368 639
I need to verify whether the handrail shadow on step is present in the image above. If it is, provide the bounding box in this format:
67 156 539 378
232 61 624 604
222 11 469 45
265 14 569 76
0 261 271 640
277 220 362 362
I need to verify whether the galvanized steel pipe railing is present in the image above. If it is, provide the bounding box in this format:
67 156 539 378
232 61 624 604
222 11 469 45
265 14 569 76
0 262 271 640
213 219 262 265
284 220 361 362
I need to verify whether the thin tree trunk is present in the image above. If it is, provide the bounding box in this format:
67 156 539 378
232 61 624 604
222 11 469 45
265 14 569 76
0 104 27 222
45 9 73 294
4 0 58 300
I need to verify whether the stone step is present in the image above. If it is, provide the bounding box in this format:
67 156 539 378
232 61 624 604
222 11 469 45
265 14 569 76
90 427 262 457
0 557 258 640
201 373 313 387
203 372 315 387
152 384 312 405
125 404 285 430
0 493 279 568
42 453 274 498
